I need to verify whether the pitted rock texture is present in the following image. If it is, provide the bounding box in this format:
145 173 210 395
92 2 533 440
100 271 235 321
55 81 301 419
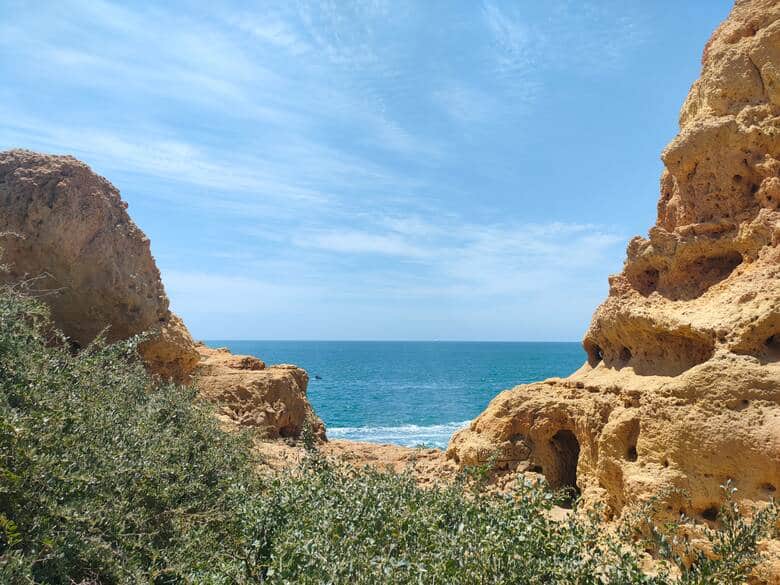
196 345 325 440
0 149 199 382
448 0 780 538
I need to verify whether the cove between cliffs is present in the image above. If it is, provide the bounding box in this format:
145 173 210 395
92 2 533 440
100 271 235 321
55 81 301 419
204 339 585 448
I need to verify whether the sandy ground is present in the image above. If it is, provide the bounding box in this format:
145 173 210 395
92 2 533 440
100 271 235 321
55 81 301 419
253 438 460 486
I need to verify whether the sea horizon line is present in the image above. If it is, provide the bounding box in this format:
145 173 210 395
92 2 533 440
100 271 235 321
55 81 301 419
202 339 585 344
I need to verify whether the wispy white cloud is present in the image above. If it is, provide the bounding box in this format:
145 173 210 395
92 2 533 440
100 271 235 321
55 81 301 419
483 2 536 72
481 0 647 94
295 229 431 259
0 113 327 204
0 0 646 339
284 214 625 298
227 14 311 55
481 0 543 107
0 100 431 215
294 0 393 68
163 270 314 319
162 213 625 338
543 1 648 72
433 84 497 123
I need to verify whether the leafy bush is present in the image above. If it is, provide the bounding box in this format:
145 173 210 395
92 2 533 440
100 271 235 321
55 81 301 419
0 288 775 583
245 456 779 584
0 288 257 583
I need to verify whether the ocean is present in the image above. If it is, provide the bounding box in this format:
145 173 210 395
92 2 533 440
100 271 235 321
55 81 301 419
204 341 586 449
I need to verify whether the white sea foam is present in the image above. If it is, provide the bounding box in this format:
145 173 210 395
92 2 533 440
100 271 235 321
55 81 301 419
327 420 471 449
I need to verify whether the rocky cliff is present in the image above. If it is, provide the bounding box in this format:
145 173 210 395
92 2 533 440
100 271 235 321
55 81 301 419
0 149 322 440
449 0 780 530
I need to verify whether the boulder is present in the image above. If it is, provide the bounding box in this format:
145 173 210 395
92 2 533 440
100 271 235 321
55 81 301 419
0 149 199 383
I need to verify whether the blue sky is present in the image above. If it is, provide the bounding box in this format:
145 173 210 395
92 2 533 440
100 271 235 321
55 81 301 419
1 0 731 341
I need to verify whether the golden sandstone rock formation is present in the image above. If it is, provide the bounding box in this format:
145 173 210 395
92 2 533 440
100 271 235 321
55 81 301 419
0 149 322 440
448 0 780 530
0 149 199 383
196 344 325 439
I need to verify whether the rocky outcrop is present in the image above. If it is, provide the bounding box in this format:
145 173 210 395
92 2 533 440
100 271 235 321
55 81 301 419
0 149 199 383
448 0 780 530
0 149 323 440
196 344 325 439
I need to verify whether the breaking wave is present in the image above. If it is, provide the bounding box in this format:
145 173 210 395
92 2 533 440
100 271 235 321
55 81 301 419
327 420 471 449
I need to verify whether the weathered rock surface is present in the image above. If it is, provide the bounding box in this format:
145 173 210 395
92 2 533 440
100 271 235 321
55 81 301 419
0 149 199 382
253 438 457 487
449 0 780 535
0 149 324 440
196 344 324 439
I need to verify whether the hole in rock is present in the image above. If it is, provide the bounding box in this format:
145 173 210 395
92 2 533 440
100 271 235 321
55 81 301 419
548 430 580 507
664 251 743 300
733 174 743 183
530 465 543 474
662 459 669 468
585 342 603 366
278 426 298 438
624 419 640 461
766 334 780 357
701 506 719 522
626 330 714 376
732 315 780 360
619 347 632 364
632 268 659 296
762 483 777 493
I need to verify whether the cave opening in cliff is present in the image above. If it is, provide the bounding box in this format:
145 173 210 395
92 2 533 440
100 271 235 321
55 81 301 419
549 430 580 507
766 333 780 359
632 267 659 296
701 506 719 522
586 343 603 366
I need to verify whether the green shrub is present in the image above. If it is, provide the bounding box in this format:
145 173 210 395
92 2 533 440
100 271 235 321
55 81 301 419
245 455 777 584
0 288 257 583
0 288 774 583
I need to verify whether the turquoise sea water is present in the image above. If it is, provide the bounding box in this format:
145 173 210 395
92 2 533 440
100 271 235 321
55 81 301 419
204 341 585 448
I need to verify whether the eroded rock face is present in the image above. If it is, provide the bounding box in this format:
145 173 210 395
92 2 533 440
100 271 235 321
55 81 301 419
0 149 199 382
0 149 325 441
196 345 325 440
448 0 780 527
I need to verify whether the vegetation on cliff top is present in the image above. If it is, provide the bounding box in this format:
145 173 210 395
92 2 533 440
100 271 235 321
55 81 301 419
0 288 775 584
